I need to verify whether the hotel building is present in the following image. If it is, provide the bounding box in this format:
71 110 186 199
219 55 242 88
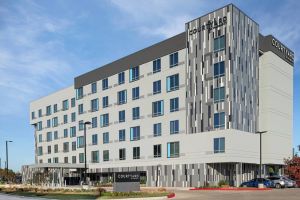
23 4 294 187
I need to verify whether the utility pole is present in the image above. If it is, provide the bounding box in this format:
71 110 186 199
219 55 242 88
6 140 13 178
83 121 91 185
255 131 267 185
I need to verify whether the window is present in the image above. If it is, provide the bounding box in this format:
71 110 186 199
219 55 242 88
119 129 126 141
214 35 225 52
54 157 59 163
48 158 51 163
62 100 69 111
91 82 97 93
153 58 161 73
71 98 76 107
154 144 161 158
91 151 99 163
214 137 225 153
54 131 58 140
100 113 109 127
38 109 42 117
153 123 161 137
91 98 99 112
71 112 76 122
118 72 125 85
46 105 51 116
72 141 76 151
129 66 139 82
63 114 68 124
92 117 97 128
64 157 68 163
130 126 140 141
47 119 51 128
37 121 42 131
214 87 225 103
167 142 179 158
46 132 52 142
79 153 84 163
119 148 126 160
38 146 43 156
103 132 109 144
78 104 84 114
153 80 161 94
63 142 69 153
214 61 225 78
167 74 179 92
119 110 125 123
170 97 179 112
48 145 51 154
170 52 179 68
53 104 58 113
92 134 98 145
102 96 109 108
76 87 83 100
64 129 68 138
52 117 58 127
132 107 140 120
77 136 84 148
103 150 109 161
54 144 58 153
133 147 140 159
118 90 127 105
72 156 76 163
214 112 225 128
31 111 35 119
70 126 76 137
170 120 179 134
152 100 164 117
132 87 140 100
79 120 84 131
102 78 108 90
38 134 42 142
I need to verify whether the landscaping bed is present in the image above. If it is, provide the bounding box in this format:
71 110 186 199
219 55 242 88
0 185 172 199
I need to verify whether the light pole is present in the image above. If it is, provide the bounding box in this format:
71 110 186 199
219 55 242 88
83 121 91 185
6 140 13 178
255 131 267 183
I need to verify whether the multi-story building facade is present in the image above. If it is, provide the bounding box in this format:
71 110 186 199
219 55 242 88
23 4 294 187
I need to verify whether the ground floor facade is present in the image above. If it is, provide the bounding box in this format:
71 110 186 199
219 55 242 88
22 162 284 187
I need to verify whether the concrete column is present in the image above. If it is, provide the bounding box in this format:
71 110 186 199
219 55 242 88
235 163 242 187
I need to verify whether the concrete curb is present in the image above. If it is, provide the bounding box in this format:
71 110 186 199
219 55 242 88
190 187 272 191
97 196 169 200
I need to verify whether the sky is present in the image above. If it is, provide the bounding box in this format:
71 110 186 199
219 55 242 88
0 0 299 172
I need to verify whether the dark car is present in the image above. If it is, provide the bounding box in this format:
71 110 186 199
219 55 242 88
240 178 273 188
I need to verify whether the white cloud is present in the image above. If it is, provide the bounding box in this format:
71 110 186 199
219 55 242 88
109 0 206 38
253 1 300 63
0 1 74 116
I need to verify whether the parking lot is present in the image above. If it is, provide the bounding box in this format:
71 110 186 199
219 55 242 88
173 188 300 200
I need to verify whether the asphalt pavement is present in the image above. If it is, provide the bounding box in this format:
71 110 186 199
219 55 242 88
173 188 300 200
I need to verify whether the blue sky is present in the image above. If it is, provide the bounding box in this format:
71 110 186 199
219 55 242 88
0 0 299 171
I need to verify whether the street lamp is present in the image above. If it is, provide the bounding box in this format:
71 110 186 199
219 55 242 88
6 140 13 178
83 121 91 185
255 131 267 184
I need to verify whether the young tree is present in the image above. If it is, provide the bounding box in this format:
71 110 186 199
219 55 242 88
284 156 300 180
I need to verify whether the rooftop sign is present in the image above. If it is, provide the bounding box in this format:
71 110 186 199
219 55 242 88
189 16 227 35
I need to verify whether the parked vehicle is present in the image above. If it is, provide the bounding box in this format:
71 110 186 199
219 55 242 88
283 177 297 188
268 176 290 188
240 178 273 188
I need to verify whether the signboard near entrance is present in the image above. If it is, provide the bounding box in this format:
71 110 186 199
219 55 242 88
113 172 140 192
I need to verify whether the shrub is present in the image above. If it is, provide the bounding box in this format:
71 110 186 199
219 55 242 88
97 187 106 196
218 180 229 187
158 188 167 192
